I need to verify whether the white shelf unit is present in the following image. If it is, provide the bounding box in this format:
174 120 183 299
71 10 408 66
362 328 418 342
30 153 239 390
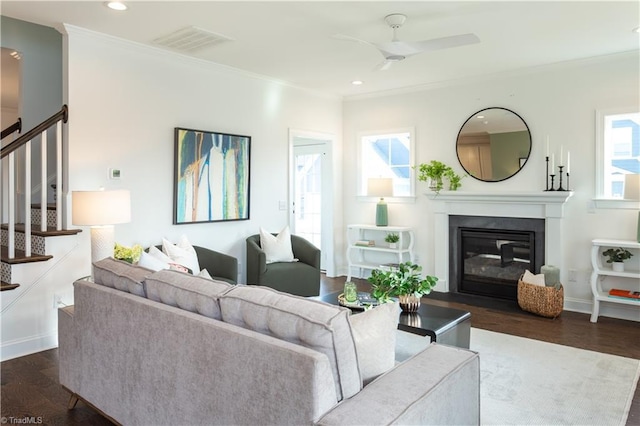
589 238 640 323
346 224 414 281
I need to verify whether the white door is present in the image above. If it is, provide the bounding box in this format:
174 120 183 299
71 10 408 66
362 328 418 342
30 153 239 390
290 131 334 275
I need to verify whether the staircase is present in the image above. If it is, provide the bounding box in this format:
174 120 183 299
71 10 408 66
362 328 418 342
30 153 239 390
1 105 88 361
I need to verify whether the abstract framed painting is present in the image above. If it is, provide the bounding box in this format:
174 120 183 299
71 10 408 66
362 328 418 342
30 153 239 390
174 127 251 224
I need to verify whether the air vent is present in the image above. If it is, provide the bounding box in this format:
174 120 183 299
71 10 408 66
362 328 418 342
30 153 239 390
152 26 233 52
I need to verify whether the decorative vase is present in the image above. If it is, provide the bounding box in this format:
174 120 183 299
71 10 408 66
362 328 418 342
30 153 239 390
398 294 421 312
389 242 397 249
612 262 624 272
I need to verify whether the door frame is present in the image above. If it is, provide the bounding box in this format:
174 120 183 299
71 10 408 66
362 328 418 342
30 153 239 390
289 128 335 277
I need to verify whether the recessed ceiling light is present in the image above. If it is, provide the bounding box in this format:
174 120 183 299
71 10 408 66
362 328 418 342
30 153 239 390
351 80 363 86
476 115 485 119
105 1 128 11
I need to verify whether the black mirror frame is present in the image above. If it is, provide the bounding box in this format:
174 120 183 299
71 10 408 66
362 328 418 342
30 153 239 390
456 107 532 183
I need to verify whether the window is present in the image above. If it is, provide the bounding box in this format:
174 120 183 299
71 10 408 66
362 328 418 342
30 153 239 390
595 108 640 199
358 128 415 198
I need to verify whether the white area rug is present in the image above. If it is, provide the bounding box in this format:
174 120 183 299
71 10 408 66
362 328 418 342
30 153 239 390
395 328 640 426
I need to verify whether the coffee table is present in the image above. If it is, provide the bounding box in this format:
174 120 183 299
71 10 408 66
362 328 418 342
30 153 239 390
316 292 471 349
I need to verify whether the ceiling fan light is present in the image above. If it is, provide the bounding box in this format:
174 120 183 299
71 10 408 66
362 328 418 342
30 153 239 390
351 80 363 85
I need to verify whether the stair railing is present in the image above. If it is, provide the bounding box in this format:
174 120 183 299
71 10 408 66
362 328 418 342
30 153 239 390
1 105 68 259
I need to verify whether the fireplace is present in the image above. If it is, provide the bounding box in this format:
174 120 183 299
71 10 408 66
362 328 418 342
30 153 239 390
449 215 545 300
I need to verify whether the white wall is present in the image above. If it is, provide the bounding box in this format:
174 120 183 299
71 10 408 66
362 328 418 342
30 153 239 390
342 51 639 321
62 25 343 283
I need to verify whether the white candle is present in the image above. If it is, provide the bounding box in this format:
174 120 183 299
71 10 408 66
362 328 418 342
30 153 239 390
567 151 570 174
560 145 564 165
546 136 550 157
550 154 555 170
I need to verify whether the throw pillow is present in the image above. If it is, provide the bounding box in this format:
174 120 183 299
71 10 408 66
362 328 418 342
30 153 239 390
259 226 296 264
349 301 400 385
198 268 213 280
138 250 169 271
162 236 200 274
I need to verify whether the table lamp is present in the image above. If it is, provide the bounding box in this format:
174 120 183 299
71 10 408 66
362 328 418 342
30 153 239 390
72 189 131 263
368 177 393 226
623 174 640 242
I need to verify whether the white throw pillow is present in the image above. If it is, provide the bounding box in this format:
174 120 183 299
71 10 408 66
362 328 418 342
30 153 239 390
198 268 213 280
522 269 546 287
259 226 296 264
138 250 170 272
162 236 200 274
349 301 400 385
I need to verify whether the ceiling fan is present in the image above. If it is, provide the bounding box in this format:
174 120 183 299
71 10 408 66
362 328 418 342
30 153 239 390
335 13 480 71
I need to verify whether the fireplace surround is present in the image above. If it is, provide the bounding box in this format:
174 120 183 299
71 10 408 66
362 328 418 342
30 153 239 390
430 191 573 294
449 215 545 300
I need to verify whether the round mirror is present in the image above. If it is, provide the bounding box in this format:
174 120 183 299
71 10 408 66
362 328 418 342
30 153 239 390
456 107 531 182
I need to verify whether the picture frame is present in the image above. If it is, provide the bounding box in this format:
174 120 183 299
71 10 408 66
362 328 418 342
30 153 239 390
174 127 251 224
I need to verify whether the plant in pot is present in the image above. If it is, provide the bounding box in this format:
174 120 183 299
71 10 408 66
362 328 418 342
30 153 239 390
384 232 400 249
602 247 634 272
368 261 438 312
416 160 465 193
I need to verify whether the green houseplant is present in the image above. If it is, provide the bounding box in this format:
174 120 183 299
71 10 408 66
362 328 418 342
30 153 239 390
602 247 633 272
384 232 400 248
416 160 465 193
368 261 438 312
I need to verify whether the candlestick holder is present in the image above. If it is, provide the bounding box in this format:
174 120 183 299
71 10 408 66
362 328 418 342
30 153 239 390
557 166 566 191
544 156 550 191
549 174 556 191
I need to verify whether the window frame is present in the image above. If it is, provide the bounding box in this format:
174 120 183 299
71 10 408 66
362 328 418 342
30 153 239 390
357 127 416 201
594 107 640 209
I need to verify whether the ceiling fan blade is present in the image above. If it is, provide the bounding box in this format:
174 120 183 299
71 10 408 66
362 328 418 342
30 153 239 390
409 33 480 53
373 60 394 71
332 33 375 48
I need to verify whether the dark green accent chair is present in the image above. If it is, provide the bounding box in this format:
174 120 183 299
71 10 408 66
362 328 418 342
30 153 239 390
152 245 238 284
245 234 321 297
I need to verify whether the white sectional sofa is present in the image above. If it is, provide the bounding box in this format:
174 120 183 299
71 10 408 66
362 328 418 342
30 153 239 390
58 258 480 425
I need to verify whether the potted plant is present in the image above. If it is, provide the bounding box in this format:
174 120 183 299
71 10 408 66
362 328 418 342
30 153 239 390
416 160 465 193
602 247 634 272
384 232 400 249
368 261 438 312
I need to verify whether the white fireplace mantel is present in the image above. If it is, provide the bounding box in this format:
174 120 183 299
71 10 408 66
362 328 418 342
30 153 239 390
429 191 574 292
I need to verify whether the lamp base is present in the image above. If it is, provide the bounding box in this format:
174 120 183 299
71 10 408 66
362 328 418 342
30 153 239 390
376 201 388 227
90 225 115 263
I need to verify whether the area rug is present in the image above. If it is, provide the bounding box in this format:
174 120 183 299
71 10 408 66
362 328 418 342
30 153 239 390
395 328 640 426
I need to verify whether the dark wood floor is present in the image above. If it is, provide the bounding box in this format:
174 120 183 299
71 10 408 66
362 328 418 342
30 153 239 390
2 274 639 425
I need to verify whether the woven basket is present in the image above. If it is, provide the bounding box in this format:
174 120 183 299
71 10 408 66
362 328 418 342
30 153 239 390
517 279 564 318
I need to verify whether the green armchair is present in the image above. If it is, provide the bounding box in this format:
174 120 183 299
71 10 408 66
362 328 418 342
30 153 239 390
153 245 238 284
245 234 321 297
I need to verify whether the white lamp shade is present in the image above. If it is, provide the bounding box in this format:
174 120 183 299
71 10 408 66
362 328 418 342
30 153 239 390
72 190 131 226
367 178 393 198
624 174 640 200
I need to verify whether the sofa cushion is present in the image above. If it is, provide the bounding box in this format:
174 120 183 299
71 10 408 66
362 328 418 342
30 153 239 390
349 301 400 385
219 285 361 401
144 269 232 320
92 257 154 296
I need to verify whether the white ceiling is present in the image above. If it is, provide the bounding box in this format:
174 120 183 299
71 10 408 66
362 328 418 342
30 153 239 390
1 1 639 98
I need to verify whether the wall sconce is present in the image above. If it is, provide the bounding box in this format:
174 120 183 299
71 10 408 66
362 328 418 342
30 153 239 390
367 178 393 227
72 190 131 263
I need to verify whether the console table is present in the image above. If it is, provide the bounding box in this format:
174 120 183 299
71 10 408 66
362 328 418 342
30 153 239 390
346 224 414 281
590 238 640 323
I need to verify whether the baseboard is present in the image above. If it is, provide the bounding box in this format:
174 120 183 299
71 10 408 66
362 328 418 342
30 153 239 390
0 331 58 362
564 297 640 322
